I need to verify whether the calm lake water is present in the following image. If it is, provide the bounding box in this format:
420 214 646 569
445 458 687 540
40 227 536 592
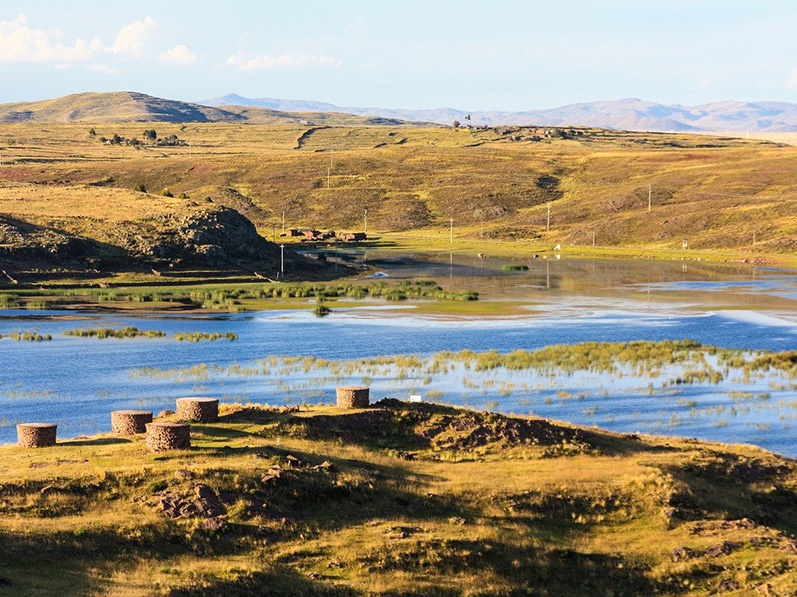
2 254 796 456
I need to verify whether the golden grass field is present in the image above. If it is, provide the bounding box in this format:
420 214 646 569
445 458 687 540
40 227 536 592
0 122 795 263
0 400 794 596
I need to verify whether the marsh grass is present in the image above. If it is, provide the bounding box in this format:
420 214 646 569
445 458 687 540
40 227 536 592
64 327 166 339
4 331 52 341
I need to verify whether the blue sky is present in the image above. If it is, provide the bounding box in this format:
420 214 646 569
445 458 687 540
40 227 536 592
2 1 797 109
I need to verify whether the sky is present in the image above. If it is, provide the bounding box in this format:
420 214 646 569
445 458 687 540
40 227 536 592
2 1 797 110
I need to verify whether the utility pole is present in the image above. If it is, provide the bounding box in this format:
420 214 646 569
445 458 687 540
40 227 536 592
648 184 652 213
449 218 454 245
592 230 596 247
280 244 285 278
547 202 551 232
364 208 368 234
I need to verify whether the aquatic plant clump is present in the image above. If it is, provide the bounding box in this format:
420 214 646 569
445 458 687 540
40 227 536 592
173 332 238 342
185 280 479 305
64 327 167 339
3 331 52 341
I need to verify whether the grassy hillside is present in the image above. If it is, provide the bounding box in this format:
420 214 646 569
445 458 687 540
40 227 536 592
0 122 796 268
0 400 794 595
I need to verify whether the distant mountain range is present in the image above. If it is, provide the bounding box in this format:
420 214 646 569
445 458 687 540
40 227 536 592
200 94 797 132
0 92 410 126
3 91 797 132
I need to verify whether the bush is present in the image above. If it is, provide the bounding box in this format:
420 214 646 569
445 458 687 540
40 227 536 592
162 189 174 198
134 183 147 193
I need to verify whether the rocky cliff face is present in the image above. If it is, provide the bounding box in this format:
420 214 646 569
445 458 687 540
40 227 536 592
0 206 309 274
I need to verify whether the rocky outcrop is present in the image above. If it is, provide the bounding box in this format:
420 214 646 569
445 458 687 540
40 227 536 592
0 206 317 274
0 216 98 262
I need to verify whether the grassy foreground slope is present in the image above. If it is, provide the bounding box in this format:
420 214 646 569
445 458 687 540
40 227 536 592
0 401 794 596
0 122 795 261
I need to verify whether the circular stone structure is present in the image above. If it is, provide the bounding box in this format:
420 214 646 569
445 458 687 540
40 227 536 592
145 422 191 452
17 423 57 448
111 410 153 435
176 397 219 423
336 386 370 409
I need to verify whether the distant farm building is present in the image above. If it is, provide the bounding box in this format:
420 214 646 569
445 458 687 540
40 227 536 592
285 229 367 242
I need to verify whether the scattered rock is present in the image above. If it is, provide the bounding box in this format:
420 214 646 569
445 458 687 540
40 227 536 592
717 579 739 591
157 410 175 418
448 517 467 526
387 526 424 539
200 517 228 533
285 455 302 468
261 466 283 484
193 484 226 518
312 461 336 472
40 485 57 496
670 546 695 561
174 469 195 481
705 541 742 558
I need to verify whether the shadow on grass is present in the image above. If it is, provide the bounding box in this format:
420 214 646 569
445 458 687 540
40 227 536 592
167 569 358 596
223 399 674 458
661 452 797 535
61 437 132 447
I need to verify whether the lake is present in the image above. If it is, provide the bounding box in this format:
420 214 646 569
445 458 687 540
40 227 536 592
2 253 796 456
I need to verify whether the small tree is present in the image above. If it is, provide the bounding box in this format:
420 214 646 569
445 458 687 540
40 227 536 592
452 120 461 128
143 129 157 141
88 128 96 137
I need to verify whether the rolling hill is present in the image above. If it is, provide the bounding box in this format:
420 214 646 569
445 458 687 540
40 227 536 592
0 92 414 126
201 94 797 133
0 122 794 261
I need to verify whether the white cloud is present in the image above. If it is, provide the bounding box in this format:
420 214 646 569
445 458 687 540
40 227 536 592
159 44 197 66
106 16 156 57
225 51 341 72
0 13 102 63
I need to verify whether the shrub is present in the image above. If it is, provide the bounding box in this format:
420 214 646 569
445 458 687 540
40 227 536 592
134 182 147 193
